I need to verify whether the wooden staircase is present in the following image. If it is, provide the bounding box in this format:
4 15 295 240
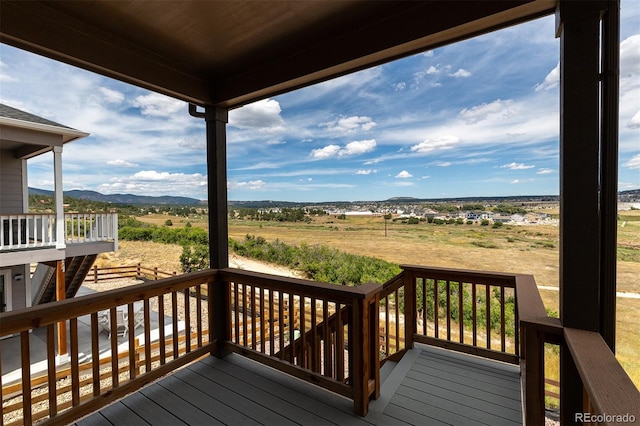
32 254 97 305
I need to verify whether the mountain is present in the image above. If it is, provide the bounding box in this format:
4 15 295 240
29 188 203 205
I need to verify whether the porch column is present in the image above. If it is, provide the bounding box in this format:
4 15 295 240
205 106 230 356
53 145 65 249
557 1 615 422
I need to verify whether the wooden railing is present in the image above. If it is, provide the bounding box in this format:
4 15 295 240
0 270 214 425
0 213 117 251
84 264 177 283
379 265 521 366
218 268 380 416
2 266 638 424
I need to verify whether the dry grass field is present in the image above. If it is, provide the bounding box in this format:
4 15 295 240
124 210 640 390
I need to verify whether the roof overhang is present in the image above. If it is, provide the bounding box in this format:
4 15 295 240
0 0 556 109
0 116 89 159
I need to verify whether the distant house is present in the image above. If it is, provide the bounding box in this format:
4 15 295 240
492 213 513 223
0 104 118 313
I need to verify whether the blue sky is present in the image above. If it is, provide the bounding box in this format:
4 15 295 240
1 4 638 203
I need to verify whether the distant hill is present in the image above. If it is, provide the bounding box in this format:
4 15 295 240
29 188 203 205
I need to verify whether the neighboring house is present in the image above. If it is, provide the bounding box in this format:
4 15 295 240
0 104 117 313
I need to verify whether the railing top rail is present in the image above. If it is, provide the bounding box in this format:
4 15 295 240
0 269 216 336
400 264 516 286
565 327 640 420
219 268 381 302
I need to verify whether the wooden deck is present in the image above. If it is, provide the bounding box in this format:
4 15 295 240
75 344 522 426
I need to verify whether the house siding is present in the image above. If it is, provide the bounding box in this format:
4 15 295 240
0 149 24 213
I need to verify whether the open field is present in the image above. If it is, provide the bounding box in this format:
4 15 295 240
129 211 640 388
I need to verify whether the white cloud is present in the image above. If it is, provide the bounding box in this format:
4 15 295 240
98 170 207 197
410 136 460 153
535 62 559 91
341 139 377 156
311 144 341 159
107 159 138 167
620 35 640 79
435 161 452 167
228 180 266 190
132 92 184 117
627 111 640 129
511 179 521 184
623 154 640 169
394 82 406 91
395 170 413 178
426 66 439 75
356 169 377 175
229 98 285 132
449 68 471 78
537 168 555 174
459 99 514 124
322 116 377 133
501 162 535 170
423 50 434 57
0 61 17 83
311 140 377 159
99 87 124 104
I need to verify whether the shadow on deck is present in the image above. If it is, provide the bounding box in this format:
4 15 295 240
76 344 522 426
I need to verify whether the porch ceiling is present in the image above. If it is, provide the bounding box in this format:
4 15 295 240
0 0 555 108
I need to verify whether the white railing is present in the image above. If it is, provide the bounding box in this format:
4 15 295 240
0 213 117 250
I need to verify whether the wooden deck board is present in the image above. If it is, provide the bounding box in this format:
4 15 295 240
76 345 522 426
386 345 522 425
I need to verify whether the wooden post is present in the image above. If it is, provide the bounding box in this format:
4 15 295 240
93 265 98 283
599 0 619 352
557 1 609 422
522 327 545 425
404 271 415 350
203 106 231 357
56 260 67 356
351 296 370 416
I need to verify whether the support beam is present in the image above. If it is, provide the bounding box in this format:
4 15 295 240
53 146 65 250
599 0 620 352
56 259 67 357
557 1 610 422
205 106 231 357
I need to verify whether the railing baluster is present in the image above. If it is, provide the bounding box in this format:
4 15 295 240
142 297 150 372
196 285 203 348
269 289 275 355
336 302 344 381
184 287 191 353
485 285 491 350
289 293 295 363
90 313 100 397
259 287 265 353
445 280 451 341
434 279 439 339
459 282 464 344
158 294 166 365
47 323 58 416
70 318 80 406
311 297 318 371
109 307 119 387
251 286 257 351
500 286 506 352
242 284 248 347
323 300 330 376
394 290 399 353
233 282 240 344
172 291 180 358
384 295 390 356
420 278 426 335
21 330 32 425
128 303 136 379
472 284 477 347
300 295 306 367
279 291 285 360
